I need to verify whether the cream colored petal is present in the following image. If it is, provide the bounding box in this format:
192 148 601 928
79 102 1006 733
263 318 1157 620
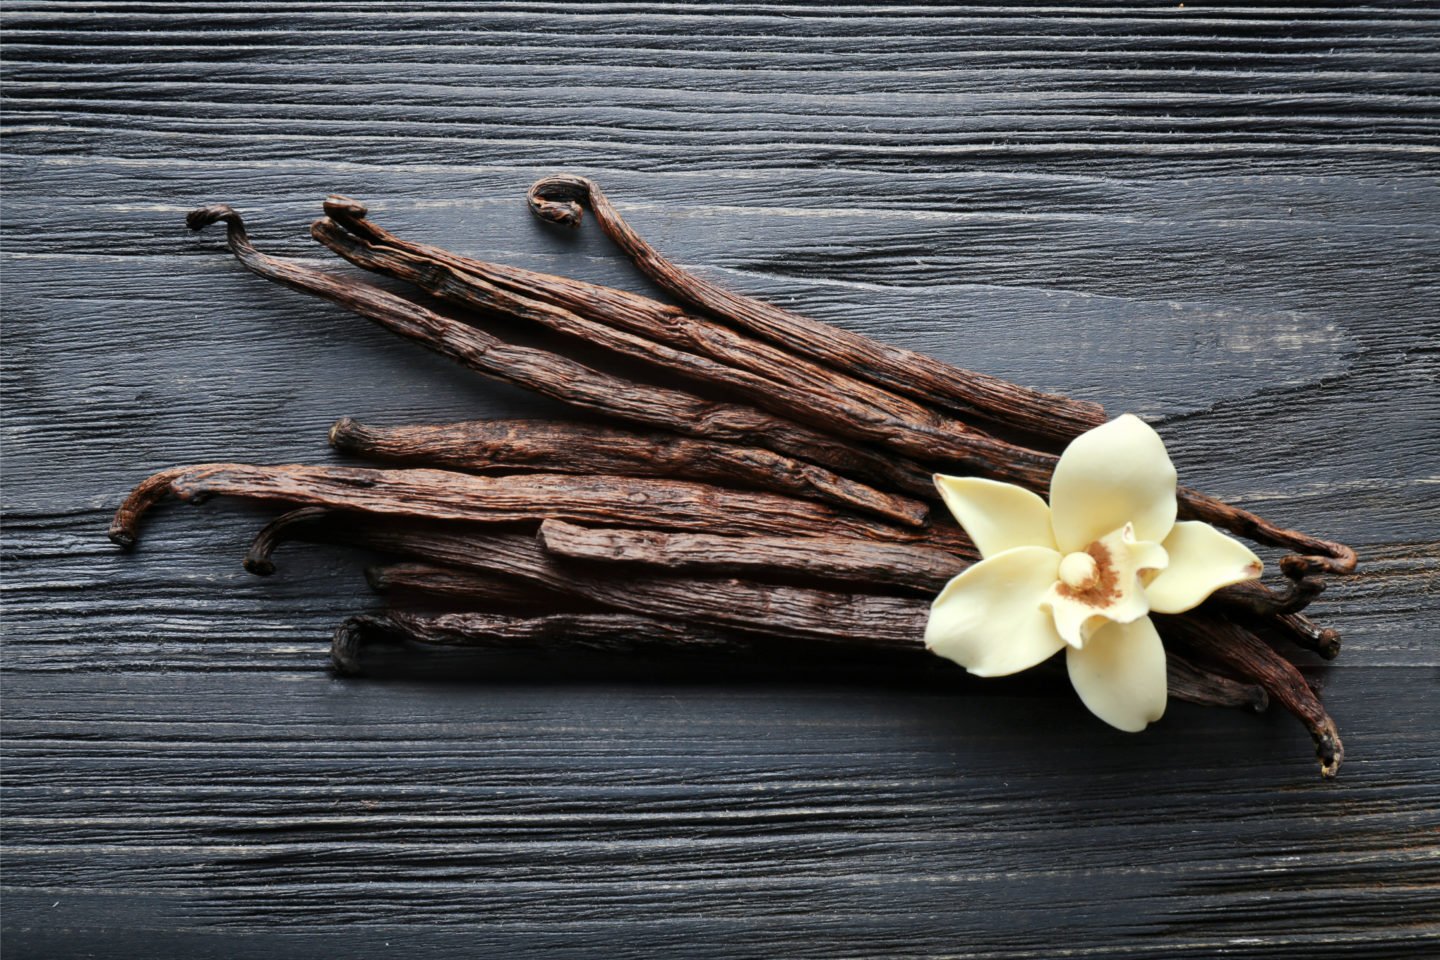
1045 588 1114 649
1049 414 1179 553
1042 524 1167 648
1065 616 1167 732
1146 521 1264 614
933 475 1056 558
925 546 1065 677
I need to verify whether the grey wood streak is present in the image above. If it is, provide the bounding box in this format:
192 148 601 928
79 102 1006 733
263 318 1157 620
2 3 1437 958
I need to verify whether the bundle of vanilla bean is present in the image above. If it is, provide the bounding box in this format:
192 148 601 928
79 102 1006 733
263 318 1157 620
111 178 1356 775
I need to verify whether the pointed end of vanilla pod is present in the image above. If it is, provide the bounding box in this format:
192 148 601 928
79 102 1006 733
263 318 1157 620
1316 718 1345 779
330 617 366 676
324 195 368 220
329 416 359 450
242 554 276 578
1315 628 1343 660
363 565 389 592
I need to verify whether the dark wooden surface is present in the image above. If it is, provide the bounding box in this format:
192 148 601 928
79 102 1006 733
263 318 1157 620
3 4 1439 958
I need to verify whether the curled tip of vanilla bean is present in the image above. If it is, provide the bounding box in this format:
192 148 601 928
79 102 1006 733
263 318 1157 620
186 203 244 234
109 466 195 548
332 615 367 674
1282 546 1359 579
187 204 284 280
1316 718 1345 779
527 174 589 228
244 506 334 576
323 196 397 248
1213 577 1341 657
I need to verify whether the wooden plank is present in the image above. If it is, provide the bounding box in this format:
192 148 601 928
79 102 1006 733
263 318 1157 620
2 2 1437 956
2 669 1437 958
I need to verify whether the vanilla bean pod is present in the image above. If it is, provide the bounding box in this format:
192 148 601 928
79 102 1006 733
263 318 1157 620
368 556 927 649
328 416 927 528
526 174 1105 445
519 181 1358 586
337 610 1264 713
110 464 966 550
314 214 1060 492
537 519 970 593
362 563 1269 715
1159 614 1343 776
187 205 935 499
331 610 761 675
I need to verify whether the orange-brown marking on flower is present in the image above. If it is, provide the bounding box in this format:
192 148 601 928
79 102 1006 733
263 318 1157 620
1057 541 1122 608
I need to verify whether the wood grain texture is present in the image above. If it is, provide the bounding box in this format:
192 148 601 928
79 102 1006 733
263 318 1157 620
2 3 1438 958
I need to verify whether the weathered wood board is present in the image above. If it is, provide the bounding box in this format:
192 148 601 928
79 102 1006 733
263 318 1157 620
3 4 1438 957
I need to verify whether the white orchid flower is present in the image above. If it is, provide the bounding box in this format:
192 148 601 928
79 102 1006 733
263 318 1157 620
925 414 1263 732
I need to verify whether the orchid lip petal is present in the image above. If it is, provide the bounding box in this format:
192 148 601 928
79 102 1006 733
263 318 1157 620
1041 524 1168 648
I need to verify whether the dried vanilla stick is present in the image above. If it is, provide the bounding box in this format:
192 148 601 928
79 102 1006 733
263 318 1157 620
537 521 1339 658
110 464 968 550
526 174 1105 444
370 554 928 648
537 519 969 593
328 416 928 528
